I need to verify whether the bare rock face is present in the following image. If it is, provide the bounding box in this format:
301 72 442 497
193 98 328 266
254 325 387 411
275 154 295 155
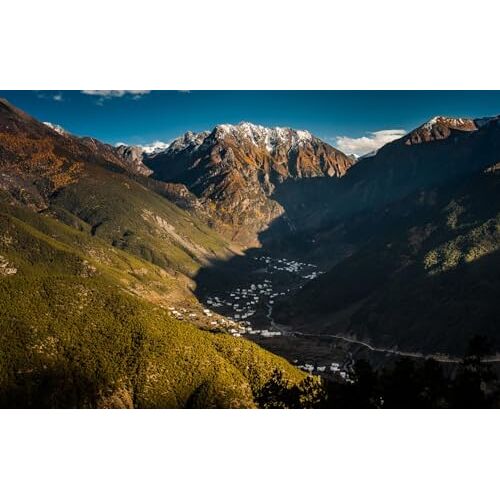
145 122 354 245
114 145 153 176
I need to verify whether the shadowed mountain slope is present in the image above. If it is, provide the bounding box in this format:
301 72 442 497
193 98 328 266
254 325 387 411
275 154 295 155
274 166 500 356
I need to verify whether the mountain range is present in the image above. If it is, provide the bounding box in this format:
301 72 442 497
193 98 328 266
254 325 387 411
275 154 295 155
144 122 354 245
0 98 306 408
1 96 499 407
273 115 500 355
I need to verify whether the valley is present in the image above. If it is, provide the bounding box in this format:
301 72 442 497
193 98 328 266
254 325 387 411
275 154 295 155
1 93 500 407
195 252 354 379
195 248 500 380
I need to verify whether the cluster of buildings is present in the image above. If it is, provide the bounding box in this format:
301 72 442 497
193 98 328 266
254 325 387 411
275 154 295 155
167 305 248 335
167 253 351 380
204 280 285 324
302 270 323 280
296 361 351 381
167 306 190 320
253 255 319 275
200 256 324 335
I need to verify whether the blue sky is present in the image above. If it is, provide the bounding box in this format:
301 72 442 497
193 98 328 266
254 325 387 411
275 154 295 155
2 90 500 155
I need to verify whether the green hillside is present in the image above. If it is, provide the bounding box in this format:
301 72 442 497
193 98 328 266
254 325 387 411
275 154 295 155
0 199 304 408
51 164 235 277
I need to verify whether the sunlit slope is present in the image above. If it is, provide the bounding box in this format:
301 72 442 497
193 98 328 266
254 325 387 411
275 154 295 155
0 201 303 408
50 164 234 277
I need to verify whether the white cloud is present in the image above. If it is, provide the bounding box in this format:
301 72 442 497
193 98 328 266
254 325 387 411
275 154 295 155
334 129 407 156
35 91 64 101
81 90 151 98
82 90 151 104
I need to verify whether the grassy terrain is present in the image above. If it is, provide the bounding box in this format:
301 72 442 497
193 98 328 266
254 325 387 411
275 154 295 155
0 100 308 408
0 199 304 408
51 164 235 277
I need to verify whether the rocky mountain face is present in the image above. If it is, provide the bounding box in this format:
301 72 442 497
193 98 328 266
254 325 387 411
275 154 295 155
403 116 478 145
112 144 153 176
341 113 500 211
143 115 500 250
144 122 354 245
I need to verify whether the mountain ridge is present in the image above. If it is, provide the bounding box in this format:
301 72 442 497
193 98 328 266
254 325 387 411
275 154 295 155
144 121 355 245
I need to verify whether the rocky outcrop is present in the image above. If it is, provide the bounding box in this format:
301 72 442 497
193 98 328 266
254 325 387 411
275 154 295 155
0 255 17 276
114 144 153 176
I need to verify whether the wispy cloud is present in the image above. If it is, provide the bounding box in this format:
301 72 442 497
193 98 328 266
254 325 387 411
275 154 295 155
334 129 407 156
36 91 65 102
81 90 151 105
81 90 151 98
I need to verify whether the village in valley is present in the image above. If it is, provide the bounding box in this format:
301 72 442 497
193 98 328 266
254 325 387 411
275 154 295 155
168 254 352 381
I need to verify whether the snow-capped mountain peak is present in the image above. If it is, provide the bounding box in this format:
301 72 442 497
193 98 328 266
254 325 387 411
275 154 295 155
167 131 210 153
421 116 477 131
138 141 170 155
405 116 478 146
114 141 170 156
155 122 336 159
212 121 315 152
